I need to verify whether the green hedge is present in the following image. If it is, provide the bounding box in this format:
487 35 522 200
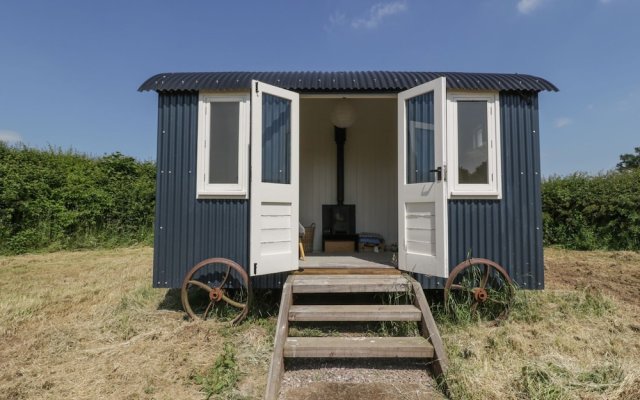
2 142 639 254
0 142 155 254
542 170 640 250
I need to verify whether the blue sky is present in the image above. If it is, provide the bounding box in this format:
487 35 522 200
0 0 638 176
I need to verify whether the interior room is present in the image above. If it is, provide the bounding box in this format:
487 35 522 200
298 96 398 264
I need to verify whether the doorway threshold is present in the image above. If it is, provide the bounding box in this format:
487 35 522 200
299 252 397 269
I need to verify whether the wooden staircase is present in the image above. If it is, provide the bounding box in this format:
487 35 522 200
264 272 448 399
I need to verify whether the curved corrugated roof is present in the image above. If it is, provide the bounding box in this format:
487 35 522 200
138 71 558 93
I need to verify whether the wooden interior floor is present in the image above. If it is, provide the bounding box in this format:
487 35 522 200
299 252 396 269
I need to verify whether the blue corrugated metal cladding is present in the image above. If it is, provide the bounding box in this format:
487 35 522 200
153 91 543 290
153 92 249 288
416 91 544 290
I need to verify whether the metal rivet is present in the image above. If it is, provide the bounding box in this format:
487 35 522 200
188 170 192 174
161 170 164 174
168 171 172 174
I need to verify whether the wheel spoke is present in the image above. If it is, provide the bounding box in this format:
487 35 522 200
188 280 213 293
202 301 214 320
487 297 511 305
450 284 467 290
222 294 247 309
479 264 490 289
216 264 232 289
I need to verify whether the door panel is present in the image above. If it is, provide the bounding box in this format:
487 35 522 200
397 78 448 277
250 81 299 276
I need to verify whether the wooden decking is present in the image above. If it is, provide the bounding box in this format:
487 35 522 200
291 274 410 293
264 273 448 400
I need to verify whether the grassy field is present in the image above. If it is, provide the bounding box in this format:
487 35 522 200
0 247 638 399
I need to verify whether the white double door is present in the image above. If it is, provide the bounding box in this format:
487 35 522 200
250 78 448 278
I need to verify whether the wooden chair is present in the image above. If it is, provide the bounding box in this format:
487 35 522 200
298 222 306 260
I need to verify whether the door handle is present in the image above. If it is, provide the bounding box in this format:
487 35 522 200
429 166 442 181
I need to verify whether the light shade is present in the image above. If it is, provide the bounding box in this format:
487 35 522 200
330 99 356 128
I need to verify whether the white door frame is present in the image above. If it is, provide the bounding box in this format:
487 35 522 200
250 80 300 276
397 77 448 278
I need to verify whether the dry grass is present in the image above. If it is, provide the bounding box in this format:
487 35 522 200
0 247 638 399
442 248 640 400
0 247 274 400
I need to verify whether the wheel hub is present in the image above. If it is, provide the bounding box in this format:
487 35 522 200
472 287 488 303
209 287 224 302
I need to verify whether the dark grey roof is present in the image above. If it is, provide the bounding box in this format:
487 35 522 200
138 71 558 93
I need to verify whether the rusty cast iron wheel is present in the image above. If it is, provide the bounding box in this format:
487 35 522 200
444 258 515 321
180 258 251 325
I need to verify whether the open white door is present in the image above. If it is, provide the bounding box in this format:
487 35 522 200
397 77 448 277
250 80 300 276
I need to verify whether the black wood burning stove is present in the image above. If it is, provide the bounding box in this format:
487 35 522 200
322 127 358 251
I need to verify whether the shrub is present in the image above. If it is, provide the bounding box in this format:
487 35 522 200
0 142 155 254
542 169 640 250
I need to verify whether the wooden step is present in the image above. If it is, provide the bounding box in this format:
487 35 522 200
288 304 422 322
284 336 434 358
291 274 410 293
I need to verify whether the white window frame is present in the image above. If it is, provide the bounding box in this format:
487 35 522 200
446 91 502 199
197 92 250 199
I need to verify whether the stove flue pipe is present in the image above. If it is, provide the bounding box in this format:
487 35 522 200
334 126 346 205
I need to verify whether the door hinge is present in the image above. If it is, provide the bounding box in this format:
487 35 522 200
253 263 257 275
255 82 259 94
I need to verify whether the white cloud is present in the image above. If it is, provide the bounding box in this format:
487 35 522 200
518 0 610 15
325 11 347 32
351 1 407 30
0 130 23 143
554 117 572 128
517 0 545 14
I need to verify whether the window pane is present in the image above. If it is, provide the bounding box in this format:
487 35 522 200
457 101 488 184
262 94 291 184
406 92 435 184
209 102 239 184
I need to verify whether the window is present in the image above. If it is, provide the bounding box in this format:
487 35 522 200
447 92 501 198
197 93 249 198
